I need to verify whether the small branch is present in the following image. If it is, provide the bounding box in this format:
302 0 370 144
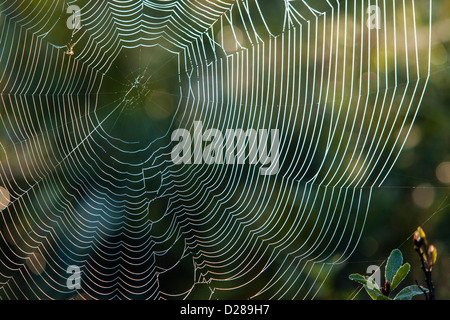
425 270 435 300
414 247 435 300
415 280 428 300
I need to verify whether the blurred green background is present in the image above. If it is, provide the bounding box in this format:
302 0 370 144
318 1 450 299
0 0 448 300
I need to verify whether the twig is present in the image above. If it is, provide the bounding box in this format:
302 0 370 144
425 269 435 300
415 280 428 300
413 227 436 300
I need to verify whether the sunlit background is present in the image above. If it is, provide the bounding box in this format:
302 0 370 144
330 0 450 299
0 0 448 300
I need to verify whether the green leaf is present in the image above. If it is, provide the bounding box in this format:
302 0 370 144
349 273 369 286
364 285 388 300
350 274 384 300
385 249 403 283
375 294 391 300
349 274 380 290
390 263 410 291
394 285 428 300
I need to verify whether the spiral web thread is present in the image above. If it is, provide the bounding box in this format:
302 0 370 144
0 0 432 299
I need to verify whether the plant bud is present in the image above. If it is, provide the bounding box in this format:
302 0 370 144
417 227 427 244
381 280 390 296
427 245 437 270
413 231 424 249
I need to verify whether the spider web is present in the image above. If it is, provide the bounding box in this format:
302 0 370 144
0 0 432 300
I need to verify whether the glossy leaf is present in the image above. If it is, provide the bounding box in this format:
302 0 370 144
390 263 410 291
365 285 388 300
394 285 428 300
385 249 403 284
349 274 370 287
